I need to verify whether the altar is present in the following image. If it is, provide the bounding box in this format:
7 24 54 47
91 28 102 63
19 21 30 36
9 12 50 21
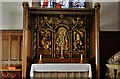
30 63 92 78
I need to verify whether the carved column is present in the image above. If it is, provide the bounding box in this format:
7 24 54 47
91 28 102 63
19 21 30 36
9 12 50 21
94 3 101 78
22 2 31 78
0 31 2 71
118 1 120 31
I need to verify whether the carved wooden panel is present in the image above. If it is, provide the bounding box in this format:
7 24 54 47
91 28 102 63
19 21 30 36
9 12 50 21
29 9 95 62
2 69 22 79
2 35 9 61
1 30 22 68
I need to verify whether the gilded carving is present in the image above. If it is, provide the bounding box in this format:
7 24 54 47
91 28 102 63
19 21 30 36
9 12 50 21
34 15 86 30
72 17 86 29
72 30 85 51
39 30 52 51
32 10 91 58
29 10 95 16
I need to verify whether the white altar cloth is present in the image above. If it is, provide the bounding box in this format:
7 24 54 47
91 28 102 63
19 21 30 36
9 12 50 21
30 63 92 78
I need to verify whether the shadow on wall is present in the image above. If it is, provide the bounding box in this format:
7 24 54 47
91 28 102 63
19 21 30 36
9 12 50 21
0 71 2 79
100 31 120 79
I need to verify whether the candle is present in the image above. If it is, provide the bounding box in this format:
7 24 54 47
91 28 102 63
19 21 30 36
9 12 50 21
40 54 42 60
81 54 83 60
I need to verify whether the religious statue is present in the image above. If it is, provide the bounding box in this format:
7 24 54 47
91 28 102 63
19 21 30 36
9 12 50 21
39 30 52 51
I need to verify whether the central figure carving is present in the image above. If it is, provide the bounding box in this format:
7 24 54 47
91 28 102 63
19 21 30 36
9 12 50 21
56 27 68 58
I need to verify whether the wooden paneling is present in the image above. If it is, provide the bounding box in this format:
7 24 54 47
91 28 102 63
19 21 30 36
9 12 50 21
1 30 23 78
11 35 19 61
2 36 9 61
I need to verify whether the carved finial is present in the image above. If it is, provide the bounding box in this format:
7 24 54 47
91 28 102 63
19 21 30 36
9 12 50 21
94 3 101 9
22 2 29 8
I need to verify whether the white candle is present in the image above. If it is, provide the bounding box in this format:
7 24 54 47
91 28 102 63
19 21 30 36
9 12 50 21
81 54 83 60
40 54 42 60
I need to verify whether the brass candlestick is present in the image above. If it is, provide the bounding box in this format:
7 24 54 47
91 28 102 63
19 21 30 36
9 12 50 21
80 59 83 64
39 59 43 64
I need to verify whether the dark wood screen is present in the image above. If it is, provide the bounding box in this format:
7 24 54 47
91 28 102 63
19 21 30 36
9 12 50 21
29 8 95 63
